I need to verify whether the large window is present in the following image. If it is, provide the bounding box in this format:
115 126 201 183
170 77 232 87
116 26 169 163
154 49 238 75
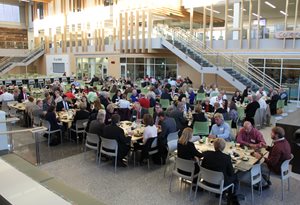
0 3 20 23
249 58 300 100
120 57 177 80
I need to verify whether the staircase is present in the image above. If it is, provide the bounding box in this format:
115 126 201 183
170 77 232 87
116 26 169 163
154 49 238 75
0 45 45 75
156 27 281 91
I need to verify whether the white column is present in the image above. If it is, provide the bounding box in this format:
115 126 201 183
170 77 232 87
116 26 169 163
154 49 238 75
89 58 96 78
28 2 34 49
232 2 240 40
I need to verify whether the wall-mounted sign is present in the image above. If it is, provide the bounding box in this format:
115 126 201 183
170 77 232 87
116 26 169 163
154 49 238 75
275 31 300 39
53 58 63 61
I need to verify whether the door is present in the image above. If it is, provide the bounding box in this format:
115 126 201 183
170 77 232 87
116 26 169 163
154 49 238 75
121 63 127 78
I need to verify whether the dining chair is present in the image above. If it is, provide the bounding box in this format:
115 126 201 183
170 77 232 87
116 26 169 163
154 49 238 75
160 99 170 109
194 166 234 205
250 164 262 205
42 120 63 147
85 132 100 164
169 157 197 199
164 139 178 177
99 137 118 173
69 119 88 143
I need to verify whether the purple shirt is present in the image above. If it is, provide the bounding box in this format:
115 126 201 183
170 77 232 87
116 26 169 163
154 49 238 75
237 127 266 147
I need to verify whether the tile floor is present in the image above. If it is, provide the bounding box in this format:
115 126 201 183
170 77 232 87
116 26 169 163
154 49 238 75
3 103 300 205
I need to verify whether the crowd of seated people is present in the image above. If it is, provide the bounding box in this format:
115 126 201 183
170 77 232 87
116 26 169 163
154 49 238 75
0 76 293 198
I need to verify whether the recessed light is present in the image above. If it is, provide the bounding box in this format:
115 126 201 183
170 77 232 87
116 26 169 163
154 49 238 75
265 1 276 9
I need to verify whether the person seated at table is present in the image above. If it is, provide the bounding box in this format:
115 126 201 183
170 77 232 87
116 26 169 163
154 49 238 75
130 89 139 103
191 104 207 127
231 90 242 103
80 95 91 112
153 103 163 125
43 95 55 112
17 87 28 102
54 90 63 104
87 87 98 103
178 127 203 186
208 113 232 141
237 121 266 149
229 101 238 128
161 87 172 102
209 94 223 107
138 93 150 109
180 97 190 112
102 114 131 167
188 88 195 105
202 138 238 195
178 88 187 102
82 86 89 94
245 94 260 125
169 102 187 135
89 109 106 137
71 102 90 129
56 95 72 112
104 103 115 125
70 84 78 94
202 97 214 113
32 100 45 119
45 105 64 144
134 114 158 164
99 91 110 109
89 75 99 86
71 77 81 87
0 87 14 102
131 102 148 122
170 86 178 99
252 126 291 189
117 94 131 109
146 92 156 108
112 90 122 103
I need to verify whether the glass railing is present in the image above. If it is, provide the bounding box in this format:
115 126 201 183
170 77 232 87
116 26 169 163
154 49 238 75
155 26 281 90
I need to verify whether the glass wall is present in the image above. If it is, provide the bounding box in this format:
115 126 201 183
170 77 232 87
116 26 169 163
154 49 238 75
76 57 108 80
249 58 300 100
120 57 177 80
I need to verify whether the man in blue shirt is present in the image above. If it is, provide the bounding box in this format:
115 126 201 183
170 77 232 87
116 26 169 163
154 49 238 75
71 77 81 87
208 113 232 141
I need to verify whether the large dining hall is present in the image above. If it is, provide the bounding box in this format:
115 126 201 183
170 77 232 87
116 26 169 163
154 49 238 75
1 0 300 205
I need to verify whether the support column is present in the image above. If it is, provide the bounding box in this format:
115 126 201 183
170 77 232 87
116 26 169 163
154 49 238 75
135 10 140 53
233 2 240 40
293 0 299 48
239 0 244 48
203 6 206 48
101 28 105 51
124 12 128 53
147 10 152 53
224 0 228 49
119 13 123 52
209 4 213 48
247 0 252 49
256 0 261 49
130 11 134 53
283 0 289 48
190 7 193 33
142 10 145 53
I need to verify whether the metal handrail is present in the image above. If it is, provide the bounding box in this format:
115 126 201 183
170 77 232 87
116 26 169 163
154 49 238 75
156 26 281 90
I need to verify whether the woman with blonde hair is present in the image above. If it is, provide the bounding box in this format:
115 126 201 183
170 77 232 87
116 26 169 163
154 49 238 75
178 127 203 186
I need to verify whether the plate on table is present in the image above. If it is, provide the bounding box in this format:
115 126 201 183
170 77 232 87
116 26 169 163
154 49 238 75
242 157 249 161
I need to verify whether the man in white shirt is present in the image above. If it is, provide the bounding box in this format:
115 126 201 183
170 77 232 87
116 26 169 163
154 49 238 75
0 88 14 102
210 94 223 107
256 87 267 97
257 93 267 110
118 94 131 109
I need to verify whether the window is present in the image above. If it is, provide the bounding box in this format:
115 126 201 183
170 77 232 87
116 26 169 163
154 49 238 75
0 3 20 23
53 63 65 73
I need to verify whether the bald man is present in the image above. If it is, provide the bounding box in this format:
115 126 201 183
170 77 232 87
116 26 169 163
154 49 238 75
236 121 266 149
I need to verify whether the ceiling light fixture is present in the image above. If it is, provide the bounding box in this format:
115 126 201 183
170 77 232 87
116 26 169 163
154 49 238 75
252 13 262 18
280 10 288 16
265 1 276 9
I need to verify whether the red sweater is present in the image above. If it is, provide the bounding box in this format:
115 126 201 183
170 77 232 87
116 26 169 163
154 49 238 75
265 139 291 174
138 98 150 109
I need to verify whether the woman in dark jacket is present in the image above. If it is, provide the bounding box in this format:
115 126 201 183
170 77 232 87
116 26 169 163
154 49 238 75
191 104 207 127
45 105 62 131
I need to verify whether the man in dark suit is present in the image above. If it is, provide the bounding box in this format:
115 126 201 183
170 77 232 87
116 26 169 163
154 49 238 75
17 87 28 102
202 138 238 193
169 102 187 134
56 95 72 111
131 102 148 121
71 102 90 129
158 111 177 164
102 114 131 167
